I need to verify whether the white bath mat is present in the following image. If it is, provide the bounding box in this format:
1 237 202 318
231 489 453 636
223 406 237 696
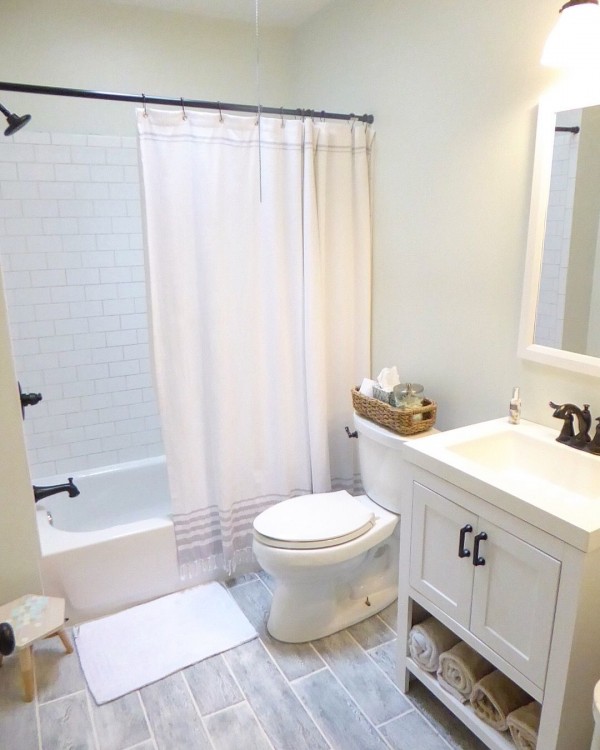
74 582 257 704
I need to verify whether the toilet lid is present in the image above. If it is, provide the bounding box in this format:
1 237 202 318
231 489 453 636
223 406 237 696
253 491 375 550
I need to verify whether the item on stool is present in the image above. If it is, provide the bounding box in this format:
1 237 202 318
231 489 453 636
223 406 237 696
436 640 494 703
507 701 541 750
408 617 460 673
0 621 15 657
470 670 531 731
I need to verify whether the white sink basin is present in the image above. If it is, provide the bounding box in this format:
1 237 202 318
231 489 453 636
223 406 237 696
446 423 599 500
401 418 600 551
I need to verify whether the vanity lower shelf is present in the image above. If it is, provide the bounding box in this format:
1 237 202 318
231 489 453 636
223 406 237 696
406 657 517 750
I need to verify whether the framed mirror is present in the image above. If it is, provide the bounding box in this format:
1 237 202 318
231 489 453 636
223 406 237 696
519 92 600 376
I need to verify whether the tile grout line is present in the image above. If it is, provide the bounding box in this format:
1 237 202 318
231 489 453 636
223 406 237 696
219 646 279 750
178 671 219 750
224 637 332 750
83 688 102 750
136 687 159 750
288 662 392 750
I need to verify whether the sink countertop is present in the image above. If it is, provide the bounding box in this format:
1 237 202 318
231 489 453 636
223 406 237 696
401 418 600 552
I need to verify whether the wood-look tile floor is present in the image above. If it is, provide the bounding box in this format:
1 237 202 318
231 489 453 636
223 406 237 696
0 572 487 750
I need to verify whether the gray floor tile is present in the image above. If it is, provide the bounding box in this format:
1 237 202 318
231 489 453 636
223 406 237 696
36 628 86 703
256 570 275 591
225 573 258 588
346 612 396 650
224 638 329 750
183 653 243 715
0 653 39 750
378 600 398 632
229 579 324 681
367 639 399 684
39 691 96 750
89 690 151 750
204 702 272 750
379 710 450 750
406 681 487 750
313 630 410 725
140 672 212 750
293 668 389 750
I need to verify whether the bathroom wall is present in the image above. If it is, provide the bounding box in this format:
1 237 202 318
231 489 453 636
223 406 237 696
0 280 42 598
291 0 600 430
3 0 600 597
0 130 159 478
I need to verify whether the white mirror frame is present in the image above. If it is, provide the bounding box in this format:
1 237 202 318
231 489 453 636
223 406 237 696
519 90 600 377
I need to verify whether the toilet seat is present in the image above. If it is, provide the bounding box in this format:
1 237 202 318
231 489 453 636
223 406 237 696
253 491 375 550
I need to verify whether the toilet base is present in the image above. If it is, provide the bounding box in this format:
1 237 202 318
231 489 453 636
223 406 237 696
267 582 397 643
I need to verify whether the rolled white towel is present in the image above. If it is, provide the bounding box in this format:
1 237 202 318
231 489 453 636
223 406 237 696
437 641 494 703
470 670 531 732
507 701 541 750
408 617 460 672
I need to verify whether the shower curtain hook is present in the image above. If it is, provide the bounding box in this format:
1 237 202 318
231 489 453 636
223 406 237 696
180 98 187 121
320 110 326 122
280 107 285 128
218 102 223 122
142 94 148 118
349 114 356 132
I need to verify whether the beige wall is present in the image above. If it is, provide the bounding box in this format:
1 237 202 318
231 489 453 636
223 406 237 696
0 278 42 599
292 0 600 430
1 0 294 135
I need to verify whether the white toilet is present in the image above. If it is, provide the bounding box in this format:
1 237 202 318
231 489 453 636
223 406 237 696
253 412 431 643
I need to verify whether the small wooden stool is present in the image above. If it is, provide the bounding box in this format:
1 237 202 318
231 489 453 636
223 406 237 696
0 594 72 702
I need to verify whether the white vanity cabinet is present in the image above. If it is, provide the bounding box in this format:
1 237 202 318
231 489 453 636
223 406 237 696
397 449 600 750
410 480 560 688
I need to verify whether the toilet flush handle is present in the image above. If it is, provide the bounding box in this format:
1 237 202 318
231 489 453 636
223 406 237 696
345 426 358 438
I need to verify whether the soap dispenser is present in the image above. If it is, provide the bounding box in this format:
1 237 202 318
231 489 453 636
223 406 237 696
509 387 521 425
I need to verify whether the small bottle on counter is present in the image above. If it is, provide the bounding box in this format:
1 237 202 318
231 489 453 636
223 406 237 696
509 386 521 425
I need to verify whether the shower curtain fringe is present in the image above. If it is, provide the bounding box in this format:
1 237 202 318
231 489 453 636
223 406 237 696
0 81 374 124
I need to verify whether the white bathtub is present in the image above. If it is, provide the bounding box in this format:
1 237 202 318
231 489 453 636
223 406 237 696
35 456 193 624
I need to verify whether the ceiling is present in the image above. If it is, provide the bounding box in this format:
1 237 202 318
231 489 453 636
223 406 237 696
90 0 335 27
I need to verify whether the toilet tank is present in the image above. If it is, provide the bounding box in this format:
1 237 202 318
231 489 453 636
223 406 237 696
354 412 436 513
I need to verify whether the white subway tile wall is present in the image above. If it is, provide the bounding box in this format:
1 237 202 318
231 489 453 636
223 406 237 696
535 117 580 348
0 130 163 479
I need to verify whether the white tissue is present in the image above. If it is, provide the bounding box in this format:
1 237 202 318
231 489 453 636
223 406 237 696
359 378 377 398
377 366 400 392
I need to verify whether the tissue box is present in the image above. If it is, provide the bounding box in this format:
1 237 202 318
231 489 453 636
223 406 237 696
372 385 396 405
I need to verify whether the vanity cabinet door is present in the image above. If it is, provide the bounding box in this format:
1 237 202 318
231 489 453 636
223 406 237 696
470 520 560 687
410 481 561 688
409 482 476 628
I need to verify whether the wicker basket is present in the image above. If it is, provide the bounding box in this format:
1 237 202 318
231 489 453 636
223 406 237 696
351 387 437 436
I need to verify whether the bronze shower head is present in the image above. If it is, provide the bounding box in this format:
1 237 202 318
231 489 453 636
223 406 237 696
0 102 31 136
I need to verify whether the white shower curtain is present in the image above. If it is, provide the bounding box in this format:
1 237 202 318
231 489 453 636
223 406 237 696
137 108 373 578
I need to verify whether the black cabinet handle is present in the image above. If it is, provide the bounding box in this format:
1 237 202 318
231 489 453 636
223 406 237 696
473 531 488 566
458 524 473 558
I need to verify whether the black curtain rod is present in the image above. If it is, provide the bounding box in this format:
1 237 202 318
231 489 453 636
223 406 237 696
555 125 580 133
0 81 374 124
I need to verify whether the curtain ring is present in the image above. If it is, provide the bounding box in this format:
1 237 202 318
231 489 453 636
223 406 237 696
142 94 148 118
218 102 223 122
180 98 187 120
